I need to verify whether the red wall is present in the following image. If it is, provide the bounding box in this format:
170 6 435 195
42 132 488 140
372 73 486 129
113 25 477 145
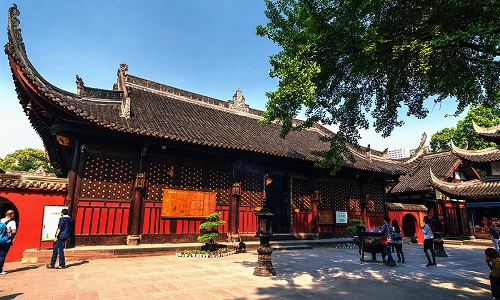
388 210 424 243
0 190 65 262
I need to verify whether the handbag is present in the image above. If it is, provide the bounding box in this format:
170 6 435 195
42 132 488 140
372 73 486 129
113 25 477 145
380 236 388 245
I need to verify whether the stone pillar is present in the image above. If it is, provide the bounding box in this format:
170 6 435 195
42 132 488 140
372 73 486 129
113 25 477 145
253 235 276 277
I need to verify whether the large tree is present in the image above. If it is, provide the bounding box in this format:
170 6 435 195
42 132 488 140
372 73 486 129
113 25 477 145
256 0 500 172
0 148 57 174
430 104 500 152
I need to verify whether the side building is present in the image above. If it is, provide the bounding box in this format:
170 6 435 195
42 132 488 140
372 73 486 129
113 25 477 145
387 151 476 240
431 122 500 238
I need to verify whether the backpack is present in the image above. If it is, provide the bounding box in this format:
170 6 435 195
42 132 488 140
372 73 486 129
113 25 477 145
0 220 11 243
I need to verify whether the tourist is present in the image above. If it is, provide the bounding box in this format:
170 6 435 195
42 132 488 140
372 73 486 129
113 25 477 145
485 248 500 299
422 216 436 267
380 217 396 267
0 210 17 275
46 208 72 269
392 219 404 263
491 222 500 251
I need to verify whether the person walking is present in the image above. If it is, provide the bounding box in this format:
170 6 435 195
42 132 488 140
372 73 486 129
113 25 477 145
47 208 72 269
0 210 17 275
491 222 500 251
422 216 436 267
392 219 405 263
380 217 396 267
485 248 500 299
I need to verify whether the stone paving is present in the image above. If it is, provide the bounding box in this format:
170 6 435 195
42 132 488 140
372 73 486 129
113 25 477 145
0 243 493 299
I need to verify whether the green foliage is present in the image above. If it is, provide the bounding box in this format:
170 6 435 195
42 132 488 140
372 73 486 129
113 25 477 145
197 213 226 244
346 218 364 232
257 0 500 173
430 104 500 152
430 127 456 152
0 148 58 174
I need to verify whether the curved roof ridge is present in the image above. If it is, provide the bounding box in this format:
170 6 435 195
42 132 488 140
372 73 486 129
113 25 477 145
430 168 500 198
473 121 500 134
451 141 500 162
5 5 79 101
370 133 427 167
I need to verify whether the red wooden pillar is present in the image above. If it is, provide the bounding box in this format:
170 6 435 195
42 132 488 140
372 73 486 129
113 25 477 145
128 172 146 245
311 190 321 234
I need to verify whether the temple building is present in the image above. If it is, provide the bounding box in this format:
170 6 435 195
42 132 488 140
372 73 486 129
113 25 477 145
431 122 500 237
3 5 426 254
387 151 476 240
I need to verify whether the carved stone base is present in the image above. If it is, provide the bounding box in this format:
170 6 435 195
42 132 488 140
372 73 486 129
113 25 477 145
253 243 276 277
433 238 448 257
126 235 140 246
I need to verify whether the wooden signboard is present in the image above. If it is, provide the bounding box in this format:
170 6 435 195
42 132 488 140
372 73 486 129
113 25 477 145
319 210 334 225
161 189 217 218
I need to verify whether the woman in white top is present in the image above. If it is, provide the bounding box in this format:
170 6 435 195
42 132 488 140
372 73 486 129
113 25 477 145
422 216 436 267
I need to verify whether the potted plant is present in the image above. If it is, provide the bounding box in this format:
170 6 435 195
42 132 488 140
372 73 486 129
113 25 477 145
346 218 364 233
198 212 226 252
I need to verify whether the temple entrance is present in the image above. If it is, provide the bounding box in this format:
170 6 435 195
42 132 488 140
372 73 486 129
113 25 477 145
265 174 290 233
402 213 417 238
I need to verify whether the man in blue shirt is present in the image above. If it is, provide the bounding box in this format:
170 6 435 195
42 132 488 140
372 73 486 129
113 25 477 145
46 208 72 269
380 216 396 267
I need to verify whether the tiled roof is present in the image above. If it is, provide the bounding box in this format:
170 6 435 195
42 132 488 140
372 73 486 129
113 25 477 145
430 170 500 199
387 202 428 212
0 174 67 191
451 142 500 163
4 5 426 176
389 151 461 194
473 121 500 143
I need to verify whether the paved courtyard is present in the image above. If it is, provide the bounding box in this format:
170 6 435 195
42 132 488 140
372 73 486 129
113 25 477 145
0 243 492 299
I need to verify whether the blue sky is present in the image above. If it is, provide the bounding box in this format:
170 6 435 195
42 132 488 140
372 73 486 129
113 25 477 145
0 1 466 158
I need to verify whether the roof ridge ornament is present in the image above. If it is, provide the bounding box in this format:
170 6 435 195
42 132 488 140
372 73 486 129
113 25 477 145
76 75 85 95
228 88 249 113
117 63 131 119
5 4 25 56
365 144 372 161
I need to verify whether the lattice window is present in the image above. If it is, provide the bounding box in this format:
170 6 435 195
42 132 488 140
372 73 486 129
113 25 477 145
366 184 384 213
292 178 311 209
333 183 347 210
180 164 203 190
146 161 175 202
317 180 331 210
209 168 230 205
80 156 133 199
240 172 264 207
348 184 361 211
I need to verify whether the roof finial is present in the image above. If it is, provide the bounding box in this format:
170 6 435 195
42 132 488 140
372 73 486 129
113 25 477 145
117 64 130 119
76 75 85 95
228 88 249 113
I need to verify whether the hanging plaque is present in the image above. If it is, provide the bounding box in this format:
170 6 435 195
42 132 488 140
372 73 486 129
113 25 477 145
161 189 217 218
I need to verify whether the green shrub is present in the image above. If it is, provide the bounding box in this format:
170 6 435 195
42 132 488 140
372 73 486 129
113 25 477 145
197 212 226 244
346 218 364 232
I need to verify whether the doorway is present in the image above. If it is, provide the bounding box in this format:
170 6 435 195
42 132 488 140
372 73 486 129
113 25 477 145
265 174 290 233
0 197 19 227
402 214 417 238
